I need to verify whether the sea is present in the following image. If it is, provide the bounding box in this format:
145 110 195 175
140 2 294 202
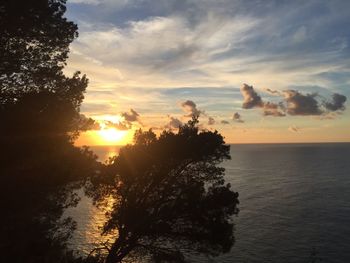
66 143 350 263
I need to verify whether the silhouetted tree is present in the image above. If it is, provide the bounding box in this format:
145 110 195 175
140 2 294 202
87 117 239 262
0 0 91 138
0 1 98 262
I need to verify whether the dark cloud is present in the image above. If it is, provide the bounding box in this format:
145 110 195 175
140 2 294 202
241 84 285 117
283 90 323 116
266 88 281 95
241 84 347 118
180 100 202 117
241 83 264 109
233 112 244 123
165 116 183 130
221 120 229 124
208 117 215 125
118 108 143 129
121 108 140 122
105 121 130 130
263 102 286 117
323 93 347 111
282 90 346 116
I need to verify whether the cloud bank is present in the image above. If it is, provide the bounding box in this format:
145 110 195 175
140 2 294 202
241 84 285 117
240 84 347 118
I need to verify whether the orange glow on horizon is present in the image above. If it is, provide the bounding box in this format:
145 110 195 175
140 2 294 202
98 128 127 144
75 128 133 146
74 122 350 147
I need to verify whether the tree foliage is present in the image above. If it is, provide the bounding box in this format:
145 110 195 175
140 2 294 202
0 2 240 262
0 1 98 262
0 0 90 138
87 118 239 262
1 0 78 92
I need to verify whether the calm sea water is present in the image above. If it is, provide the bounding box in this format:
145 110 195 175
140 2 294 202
67 143 350 262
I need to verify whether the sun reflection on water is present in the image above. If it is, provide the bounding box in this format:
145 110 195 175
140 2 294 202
65 147 144 260
65 191 116 256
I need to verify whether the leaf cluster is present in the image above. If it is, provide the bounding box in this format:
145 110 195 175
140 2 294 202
0 1 98 262
88 119 239 262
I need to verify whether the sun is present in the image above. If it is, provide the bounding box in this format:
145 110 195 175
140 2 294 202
98 128 127 145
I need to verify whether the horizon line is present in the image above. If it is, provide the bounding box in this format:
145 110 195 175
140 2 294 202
79 141 350 147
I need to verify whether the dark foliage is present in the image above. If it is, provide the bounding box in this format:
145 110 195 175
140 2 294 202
87 118 239 262
0 1 98 262
1 0 79 98
0 0 92 138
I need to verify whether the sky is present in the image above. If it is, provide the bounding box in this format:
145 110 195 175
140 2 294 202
64 0 350 145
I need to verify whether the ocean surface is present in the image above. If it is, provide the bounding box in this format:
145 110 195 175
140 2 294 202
66 143 350 262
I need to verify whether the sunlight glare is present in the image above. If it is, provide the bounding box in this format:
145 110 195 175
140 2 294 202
98 128 127 145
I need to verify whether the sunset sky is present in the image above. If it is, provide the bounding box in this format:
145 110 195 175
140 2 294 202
64 0 350 145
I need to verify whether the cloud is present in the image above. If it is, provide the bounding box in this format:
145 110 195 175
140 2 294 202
66 0 350 136
316 112 338 120
283 90 347 116
105 121 130 130
262 102 286 117
240 84 347 118
241 83 263 109
283 90 323 116
288 125 300 133
233 112 244 123
221 120 229 124
80 102 114 114
180 100 202 117
121 108 140 122
208 117 215 125
323 93 347 111
241 84 285 117
165 116 183 130
66 0 350 98
265 88 281 95
117 108 142 129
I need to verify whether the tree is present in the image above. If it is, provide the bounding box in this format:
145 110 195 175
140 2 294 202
0 0 90 138
0 1 98 262
87 118 239 262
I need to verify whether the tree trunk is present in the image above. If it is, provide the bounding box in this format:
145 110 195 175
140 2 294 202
105 251 121 263
105 235 135 263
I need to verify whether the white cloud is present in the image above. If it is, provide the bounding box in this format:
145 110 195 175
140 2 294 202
67 13 264 88
65 0 350 137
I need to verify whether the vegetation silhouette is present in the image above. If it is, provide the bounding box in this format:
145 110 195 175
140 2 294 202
0 1 98 262
1 1 239 262
86 117 239 262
